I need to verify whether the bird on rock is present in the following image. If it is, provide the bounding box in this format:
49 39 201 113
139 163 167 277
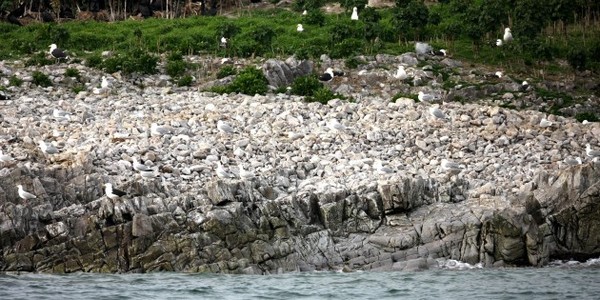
217 120 234 134
132 157 154 172
394 65 408 80
564 157 582 166
49 44 69 60
431 49 447 56
441 159 464 175
104 183 127 200
318 68 335 82
539 118 553 128
0 149 15 163
418 91 435 102
39 141 59 155
17 185 37 204
151 123 173 137
429 106 448 121
585 144 600 159
216 162 235 179
238 164 255 180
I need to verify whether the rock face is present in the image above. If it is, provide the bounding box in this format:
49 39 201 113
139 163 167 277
262 57 313 88
0 54 599 274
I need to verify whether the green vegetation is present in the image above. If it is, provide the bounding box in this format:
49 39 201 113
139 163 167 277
216 65 237 79
575 112 599 123
32 71 52 87
65 68 80 79
209 66 269 95
289 75 346 103
9 75 23 87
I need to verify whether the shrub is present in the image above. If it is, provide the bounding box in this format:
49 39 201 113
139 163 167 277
102 48 158 74
166 60 187 78
305 87 345 104
86 54 103 68
9 75 23 87
25 52 54 67
303 10 326 26
575 112 598 123
32 71 52 87
290 75 323 96
177 75 194 87
211 66 268 95
65 68 80 78
344 56 364 69
567 49 587 71
216 65 237 79
72 85 85 94
293 0 324 11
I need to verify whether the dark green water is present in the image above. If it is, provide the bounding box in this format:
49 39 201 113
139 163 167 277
1 259 599 299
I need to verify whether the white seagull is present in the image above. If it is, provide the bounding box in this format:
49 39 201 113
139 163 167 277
39 141 59 155
151 123 173 136
429 106 448 121
585 144 600 159
220 36 227 48
441 159 464 175
0 149 15 162
564 157 582 166
101 76 110 90
351 7 359 20
418 91 434 102
17 185 37 203
373 160 394 174
216 162 235 179
104 183 127 200
496 39 503 47
503 28 513 43
394 65 407 80
327 119 348 132
297 24 304 32
139 167 160 180
539 118 553 128
217 120 234 134
238 164 255 180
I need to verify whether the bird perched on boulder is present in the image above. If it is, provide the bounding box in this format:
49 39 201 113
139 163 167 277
585 144 600 159
216 162 235 179
49 44 69 61
104 183 127 200
132 157 154 172
429 106 448 121
441 159 464 175
539 118 553 128
394 65 407 80
39 140 59 155
17 185 37 204
564 157 582 166
0 150 15 163
418 91 435 102
431 49 447 56
217 120 234 134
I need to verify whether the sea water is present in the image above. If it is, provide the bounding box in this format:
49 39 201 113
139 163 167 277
1 258 599 299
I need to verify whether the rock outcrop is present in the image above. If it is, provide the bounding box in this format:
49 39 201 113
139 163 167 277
1 54 599 274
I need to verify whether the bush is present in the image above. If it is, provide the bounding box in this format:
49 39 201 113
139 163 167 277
177 75 194 87
291 75 323 96
344 56 364 69
25 52 54 67
305 87 345 104
9 75 23 87
216 65 237 79
303 10 326 26
166 60 187 78
32 71 52 87
293 0 324 11
86 54 103 68
575 112 598 123
102 48 158 74
210 67 268 95
65 68 80 78
72 85 85 94
567 49 587 71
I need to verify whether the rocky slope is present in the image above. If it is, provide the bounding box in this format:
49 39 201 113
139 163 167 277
0 52 599 274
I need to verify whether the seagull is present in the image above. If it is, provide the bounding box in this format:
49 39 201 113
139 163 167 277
351 7 358 20
17 185 37 203
564 157 582 166
495 39 503 47
582 120 590 125
217 120 234 134
431 49 447 56
495 71 503 78
39 140 59 155
0 90 10 100
220 36 227 48
151 123 172 136
104 183 127 200
297 24 304 32
49 44 69 60
216 162 235 179
539 118 553 128
503 27 513 43
302 10 307 16
429 106 448 121
318 68 334 82
0 150 15 162
374 160 394 174
394 65 407 80
585 144 600 159
238 164 255 180
441 159 464 175
521 80 530 91
132 157 154 172
327 119 348 132
418 91 434 102
101 76 110 90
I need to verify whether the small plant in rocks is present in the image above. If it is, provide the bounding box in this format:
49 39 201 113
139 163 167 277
25 52 54 67
216 65 237 79
86 54 103 69
9 75 23 87
290 75 323 96
305 87 345 104
177 75 194 87
65 68 80 79
32 71 52 87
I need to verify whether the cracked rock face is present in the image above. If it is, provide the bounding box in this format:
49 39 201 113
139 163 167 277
1 55 599 274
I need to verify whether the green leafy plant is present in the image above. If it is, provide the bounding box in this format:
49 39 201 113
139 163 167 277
216 65 237 79
32 71 52 87
210 66 268 95
85 54 103 68
575 112 598 123
102 48 158 74
177 75 194 87
166 60 187 78
71 85 85 94
290 75 323 96
9 75 23 87
25 52 54 67
65 68 80 78
305 87 345 104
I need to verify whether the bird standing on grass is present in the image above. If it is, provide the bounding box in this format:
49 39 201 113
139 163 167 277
297 24 304 32
503 28 513 43
351 7 358 20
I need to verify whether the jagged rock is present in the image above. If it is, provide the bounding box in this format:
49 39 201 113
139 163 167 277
262 57 313 88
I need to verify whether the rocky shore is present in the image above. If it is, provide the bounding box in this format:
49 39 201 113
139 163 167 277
1 53 599 274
